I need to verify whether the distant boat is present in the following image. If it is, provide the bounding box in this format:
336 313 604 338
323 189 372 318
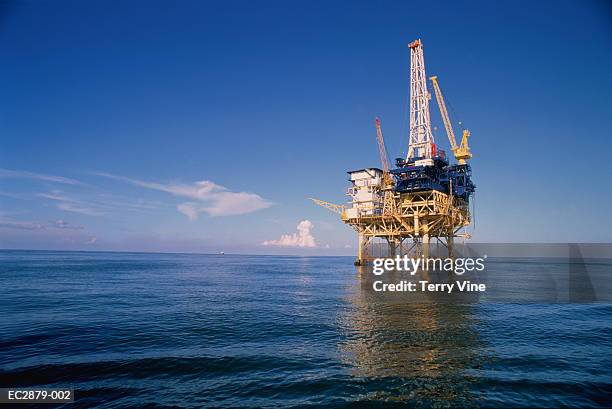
219 252 225 255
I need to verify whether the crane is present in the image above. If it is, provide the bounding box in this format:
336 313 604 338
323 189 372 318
429 75 472 164
374 117 398 216
375 117 394 188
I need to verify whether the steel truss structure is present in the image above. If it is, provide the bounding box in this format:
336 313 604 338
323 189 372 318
342 190 470 264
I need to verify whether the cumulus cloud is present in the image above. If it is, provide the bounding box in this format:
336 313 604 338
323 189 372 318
0 168 83 185
95 172 272 220
262 220 317 248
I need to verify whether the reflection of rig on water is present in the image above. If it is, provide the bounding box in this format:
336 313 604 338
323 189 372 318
337 264 482 405
312 39 475 265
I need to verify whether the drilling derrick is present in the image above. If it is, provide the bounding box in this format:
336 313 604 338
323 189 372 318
311 39 476 265
406 40 435 165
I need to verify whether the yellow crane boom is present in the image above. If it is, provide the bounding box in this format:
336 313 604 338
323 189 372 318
374 117 398 215
308 198 345 216
429 75 472 164
375 117 390 173
375 117 394 188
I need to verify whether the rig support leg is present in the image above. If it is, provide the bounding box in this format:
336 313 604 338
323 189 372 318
387 238 397 258
447 236 454 258
423 234 430 259
356 234 370 265
357 234 364 265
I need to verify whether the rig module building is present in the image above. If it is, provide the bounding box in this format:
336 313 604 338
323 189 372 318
312 39 476 265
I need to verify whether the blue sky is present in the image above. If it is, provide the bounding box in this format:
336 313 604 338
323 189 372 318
1 0 611 253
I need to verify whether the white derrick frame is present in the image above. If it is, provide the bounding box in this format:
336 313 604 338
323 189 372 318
406 39 435 162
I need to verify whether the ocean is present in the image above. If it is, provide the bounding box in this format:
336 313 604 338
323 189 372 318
0 250 610 408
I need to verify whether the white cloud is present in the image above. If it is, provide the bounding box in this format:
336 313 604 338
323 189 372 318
0 220 45 230
56 202 104 216
0 168 83 185
54 219 83 230
38 192 69 201
262 220 317 248
177 203 199 221
38 192 104 216
0 218 83 231
95 172 272 220
85 236 97 244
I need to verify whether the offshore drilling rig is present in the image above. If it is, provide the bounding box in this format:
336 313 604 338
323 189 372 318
311 39 475 265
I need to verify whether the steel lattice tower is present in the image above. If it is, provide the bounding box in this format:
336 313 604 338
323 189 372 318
406 39 435 162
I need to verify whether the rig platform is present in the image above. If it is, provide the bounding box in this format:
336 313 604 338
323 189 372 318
312 39 475 265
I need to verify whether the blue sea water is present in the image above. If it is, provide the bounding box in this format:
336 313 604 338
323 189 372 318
0 250 610 408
